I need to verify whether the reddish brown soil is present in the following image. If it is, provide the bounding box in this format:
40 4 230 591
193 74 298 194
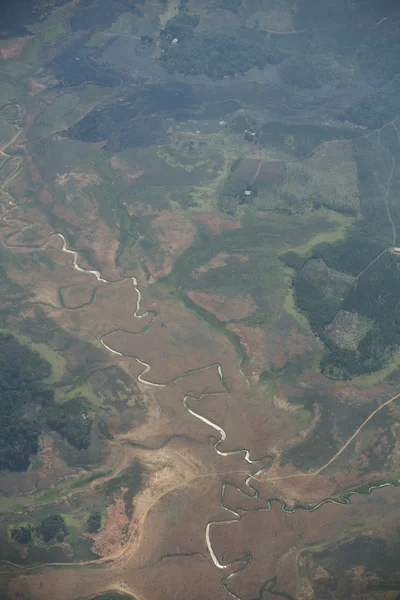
28 79 48 95
187 290 257 321
60 282 97 308
92 492 129 557
147 211 196 279
211 485 400 600
109 155 144 181
270 327 314 369
193 211 241 234
227 323 270 381
194 251 248 276
0 37 31 60
3 108 400 600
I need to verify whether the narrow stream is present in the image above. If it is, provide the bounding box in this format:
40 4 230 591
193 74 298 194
1 108 399 599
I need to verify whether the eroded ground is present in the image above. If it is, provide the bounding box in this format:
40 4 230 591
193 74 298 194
0 1 400 599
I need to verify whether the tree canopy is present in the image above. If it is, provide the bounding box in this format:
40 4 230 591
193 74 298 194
0 333 94 472
0 333 53 471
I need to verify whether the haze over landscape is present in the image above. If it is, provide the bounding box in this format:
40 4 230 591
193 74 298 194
0 0 400 598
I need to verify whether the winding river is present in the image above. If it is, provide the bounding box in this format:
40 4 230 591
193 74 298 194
1 104 400 599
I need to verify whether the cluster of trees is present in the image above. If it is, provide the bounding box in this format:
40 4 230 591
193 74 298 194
161 25 282 80
160 12 199 43
323 254 400 378
46 396 93 450
321 326 392 379
11 525 32 544
11 514 69 545
341 74 400 129
0 333 94 472
86 511 102 533
36 515 69 543
0 334 52 472
308 222 386 277
288 250 400 379
294 269 342 334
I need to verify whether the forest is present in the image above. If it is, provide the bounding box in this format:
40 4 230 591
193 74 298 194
308 222 386 277
46 396 93 450
293 269 342 335
0 333 94 472
277 54 337 89
0 334 53 471
160 19 281 80
288 250 400 379
342 74 400 129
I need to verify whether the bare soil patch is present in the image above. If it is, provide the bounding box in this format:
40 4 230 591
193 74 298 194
227 323 269 381
193 211 241 234
232 158 285 183
28 79 48 95
213 485 400 600
60 282 97 308
92 491 130 557
325 310 372 351
194 251 248 276
0 37 30 60
110 155 144 181
188 290 257 321
56 170 101 188
147 211 196 279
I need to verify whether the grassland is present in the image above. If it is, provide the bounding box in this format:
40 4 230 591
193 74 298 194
1 0 400 598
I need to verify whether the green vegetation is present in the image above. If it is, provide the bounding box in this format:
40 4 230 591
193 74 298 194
161 12 200 41
325 254 400 378
308 222 386 276
0 332 95 471
36 514 68 543
86 511 102 533
46 396 93 450
104 459 144 518
211 0 242 12
294 268 342 334
357 33 400 87
0 333 53 471
288 249 400 379
161 25 282 80
278 54 337 89
258 122 359 158
11 525 33 544
342 74 400 129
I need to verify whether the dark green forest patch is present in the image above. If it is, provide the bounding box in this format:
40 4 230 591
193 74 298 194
0 333 53 471
283 225 400 378
277 53 338 89
309 534 400 598
331 253 400 378
86 510 102 533
342 75 400 129
307 222 386 277
46 396 94 450
0 332 94 471
160 25 282 80
293 259 354 334
288 251 400 379
36 514 68 543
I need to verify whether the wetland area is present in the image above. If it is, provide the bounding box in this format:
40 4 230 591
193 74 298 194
0 0 400 599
